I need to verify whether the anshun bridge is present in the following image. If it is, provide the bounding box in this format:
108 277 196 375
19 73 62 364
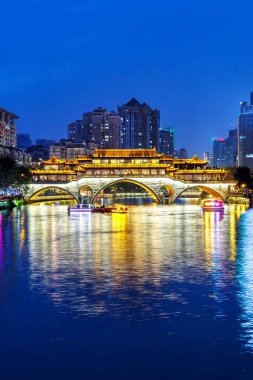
27 148 235 203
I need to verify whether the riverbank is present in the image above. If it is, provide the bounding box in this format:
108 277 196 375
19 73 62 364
0 198 26 211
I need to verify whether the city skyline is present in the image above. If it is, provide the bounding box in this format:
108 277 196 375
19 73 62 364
10 94 250 157
1 0 253 156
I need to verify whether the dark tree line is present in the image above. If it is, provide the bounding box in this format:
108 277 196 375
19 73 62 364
234 166 253 189
0 156 32 197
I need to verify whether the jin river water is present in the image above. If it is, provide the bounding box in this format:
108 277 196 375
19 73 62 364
0 202 253 380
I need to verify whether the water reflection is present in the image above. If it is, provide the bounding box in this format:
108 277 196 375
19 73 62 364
236 208 253 352
27 205 173 318
0 203 237 321
2 203 253 379
202 210 224 269
0 204 251 328
0 214 3 268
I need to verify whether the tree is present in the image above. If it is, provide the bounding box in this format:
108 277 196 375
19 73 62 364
0 156 16 193
224 166 237 181
12 165 33 196
234 166 253 189
0 156 32 197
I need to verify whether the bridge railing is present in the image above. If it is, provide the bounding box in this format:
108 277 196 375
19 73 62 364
31 174 232 184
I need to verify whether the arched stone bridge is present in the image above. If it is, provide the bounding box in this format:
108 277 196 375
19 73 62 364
26 176 234 204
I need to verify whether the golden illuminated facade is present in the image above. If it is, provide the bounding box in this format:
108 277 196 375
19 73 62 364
31 148 228 183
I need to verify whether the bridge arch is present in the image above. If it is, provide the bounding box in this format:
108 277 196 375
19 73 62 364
91 178 161 203
28 186 78 203
173 185 225 202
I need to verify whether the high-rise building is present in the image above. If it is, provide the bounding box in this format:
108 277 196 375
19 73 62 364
204 152 211 166
208 153 214 167
204 152 214 167
68 108 122 149
225 129 237 167
17 133 32 150
0 108 32 163
159 126 174 156
68 120 84 140
0 107 18 147
83 107 122 149
213 138 226 167
203 152 209 162
238 93 253 168
212 129 237 168
118 98 160 149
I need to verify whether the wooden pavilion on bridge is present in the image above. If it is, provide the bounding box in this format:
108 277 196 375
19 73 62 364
31 148 228 183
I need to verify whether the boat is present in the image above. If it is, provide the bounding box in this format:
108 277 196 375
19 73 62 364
201 198 224 211
228 196 249 205
111 204 128 214
92 205 114 213
67 203 94 213
67 203 114 213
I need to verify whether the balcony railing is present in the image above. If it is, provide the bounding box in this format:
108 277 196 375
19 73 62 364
31 173 231 184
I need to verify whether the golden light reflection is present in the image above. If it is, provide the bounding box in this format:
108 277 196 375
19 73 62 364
229 208 236 262
233 208 253 352
230 205 248 262
202 205 248 268
19 212 26 250
201 205 248 317
22 203 250 320
202 210 223 270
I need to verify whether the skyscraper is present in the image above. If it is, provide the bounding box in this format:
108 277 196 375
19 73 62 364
83 107 122 149
238 93 253 168
159 126 175 156
118 98 160 149
225 129 237 167
213 138 227 167
212 129 237 168
68 108 122 149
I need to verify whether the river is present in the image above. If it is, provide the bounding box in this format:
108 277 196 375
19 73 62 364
0 203 253 379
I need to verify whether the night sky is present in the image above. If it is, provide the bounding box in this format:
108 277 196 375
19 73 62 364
1 0 253 156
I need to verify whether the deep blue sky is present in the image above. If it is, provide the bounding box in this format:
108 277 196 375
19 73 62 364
1 0 253 156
